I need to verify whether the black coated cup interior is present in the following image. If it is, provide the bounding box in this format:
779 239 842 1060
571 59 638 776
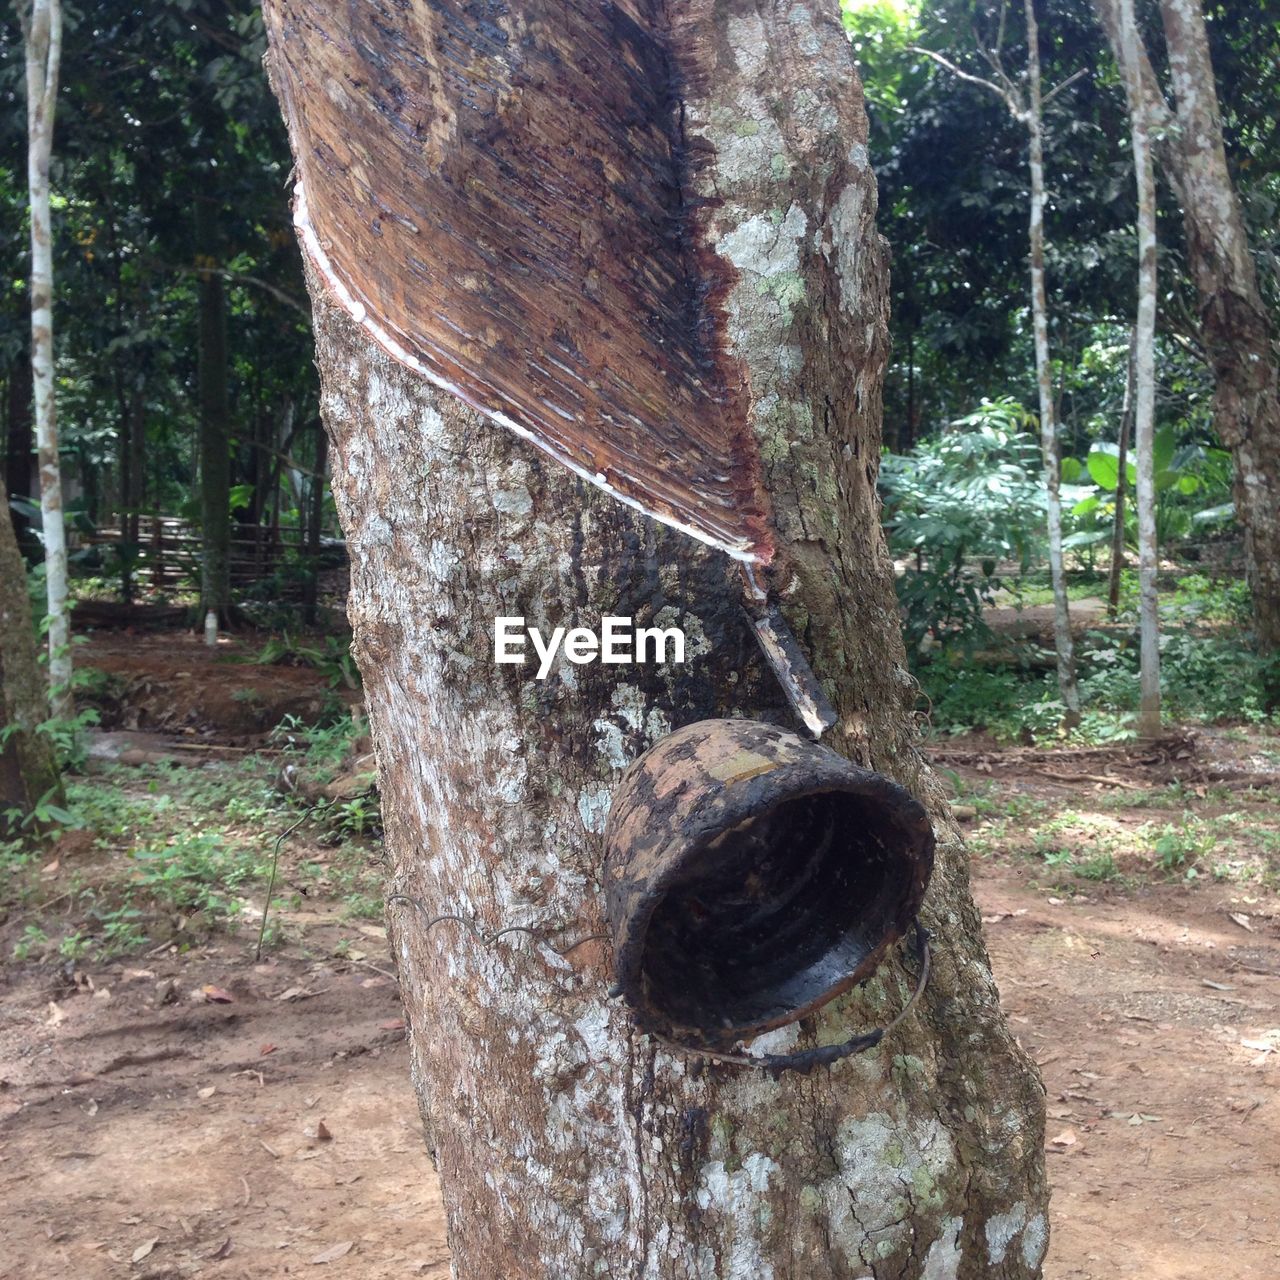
638 788 911 1033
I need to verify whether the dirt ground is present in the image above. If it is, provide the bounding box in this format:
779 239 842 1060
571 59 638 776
2 631 1277 1278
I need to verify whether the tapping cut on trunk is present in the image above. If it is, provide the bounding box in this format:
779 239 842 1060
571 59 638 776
265 0 774 563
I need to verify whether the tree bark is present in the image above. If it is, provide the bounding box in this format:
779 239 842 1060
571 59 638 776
0 469 62 830
1117 0 1162 736
1090 0 1280 653
1023 0 1080 724
4 345 34 547
19 0 70 718
1106 330 1136 619
268 1 1048 1276
196 197 232 621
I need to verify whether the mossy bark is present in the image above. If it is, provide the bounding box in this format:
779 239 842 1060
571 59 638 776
0 470 61 829
269 0 1048 1274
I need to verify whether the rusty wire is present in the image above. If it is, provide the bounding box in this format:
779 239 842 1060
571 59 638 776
650 925 933 1077
387 895 931 1079
387 894 609 958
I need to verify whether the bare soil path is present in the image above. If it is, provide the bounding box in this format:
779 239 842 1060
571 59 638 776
2 630 1276 1277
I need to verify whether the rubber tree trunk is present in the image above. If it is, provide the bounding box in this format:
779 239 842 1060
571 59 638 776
1090 0 1280 654
0 470 62 830
5 344 34 546
1157 0 1280 656
268 2 1048 1276
1024 0 1080 725
21 0 70 718
1115 0 1162 736
196 197 231 621
1106 331 1136 619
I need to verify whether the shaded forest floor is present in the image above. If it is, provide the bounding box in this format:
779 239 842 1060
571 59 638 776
1 631 1278 1278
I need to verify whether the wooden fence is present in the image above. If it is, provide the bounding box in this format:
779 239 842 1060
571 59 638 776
87 514 336 593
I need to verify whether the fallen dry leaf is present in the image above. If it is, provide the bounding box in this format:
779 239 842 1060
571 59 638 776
131 1237 159 1263
1049 1129 1078 1148
197 1086 216 1099
201 985 235 1004
310 1240 354 1264
260 1044 278 1057
276 986 309 1002
46 1001 66 1027
317 1120 333 1141
379 1018 406 1032
210 1237 233 1260
1228 912 1254 933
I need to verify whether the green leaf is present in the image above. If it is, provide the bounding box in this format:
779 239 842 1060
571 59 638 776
1088 442 1137 492
1087 447 1120 491
38 804 79 826
1191 502 1235 526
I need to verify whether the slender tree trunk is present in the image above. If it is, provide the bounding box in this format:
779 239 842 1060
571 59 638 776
1115 0 1162 735
302 418 327 626
1090 0 1280 653
904 324 916 453
20 0 70 718
196 197 231 621
267 2 1048 1276
0 470 62 830
126 379 144 600
1024 0 1080 724
5 345 34 546
1107 330 1137 619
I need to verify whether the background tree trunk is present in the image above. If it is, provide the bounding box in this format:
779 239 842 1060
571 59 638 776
269 1 1048 1275
196 196 231 621
1090 0 1280 654
301 418 326 627
20 0 71 718
1157 0 1280 656
5 348 34 548
1118 0 1162 737
1024 0 1080 725
0 470 62 830
1106 330 1136 619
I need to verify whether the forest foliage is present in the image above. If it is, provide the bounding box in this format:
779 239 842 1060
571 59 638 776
2 0 1279 770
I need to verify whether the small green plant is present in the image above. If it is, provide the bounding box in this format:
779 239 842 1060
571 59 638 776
94 905 149 957
1077 853 1119 882
880 398 1045 656
58 930 93 960
12 924 49 961
333 791 380 838
1 783 82 836
130 829 266 923
242 633 359 690
1150 817 1216 873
